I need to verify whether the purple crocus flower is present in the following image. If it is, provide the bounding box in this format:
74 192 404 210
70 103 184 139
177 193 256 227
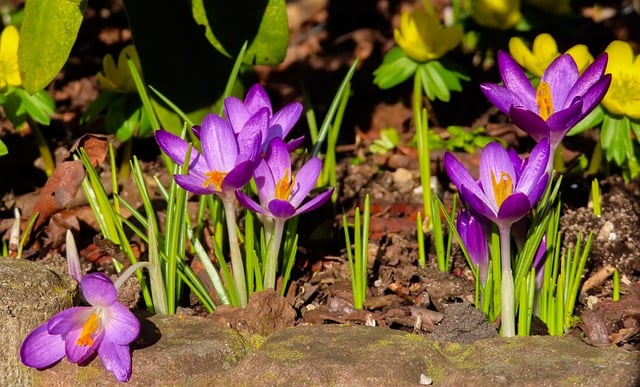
480 51 611 158
236 137 333 220
457 209 490 285
20 273 140 382
444 139 550 230
532 235 547 289
154 111 265 196
224 84 304 152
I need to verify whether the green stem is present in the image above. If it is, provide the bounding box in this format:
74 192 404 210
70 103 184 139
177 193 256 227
264 218 286 290
499 225 515 337
118 139 133 182
221 195 247 307
30 119 54 177
413 71 432 226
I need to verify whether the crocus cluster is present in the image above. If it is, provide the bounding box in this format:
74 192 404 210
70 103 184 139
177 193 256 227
154 84 333 297
20 273 140 382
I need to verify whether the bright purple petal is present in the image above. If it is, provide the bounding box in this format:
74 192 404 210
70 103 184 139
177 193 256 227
546 101 583 146
514 138 550 200
510 107 551 142
478 142 516 212
565 53 608 105
222 160 256 190
102 303 140 345
81 273 117 306
295 188 334 215
457 210 489 282
236 109 267 163
154 130 197 166
285 136 305 152
65 325 103 363
174 174 217 195
507 148 524 179
575 75 611 116
200 114 237 172
496 192 532 225
289 157 322 207
268 199 297 219
271 102 302 137
20 323 66 369
480 83 523 115
224 97 251 134
460 184 498 221
48 307 92 335
542 54 579 109
265 138 292 185
444 152 488 205
236 191 269 216
244 84 272 115
497 51 536 109
98 340 132 382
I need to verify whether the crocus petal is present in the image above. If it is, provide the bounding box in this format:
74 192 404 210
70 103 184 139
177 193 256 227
565 53 608 105
509 107 551 142
224 97 251 134
497 51 536 109
285 136 305 152
154 130 198 167
253 159 276 204
268 199 297 219
496 192 533 225
514 138 549 200
244 84 272 115
47 307 92 335
478 142 517 210
236 108 267 164
65 326 103 363
98 340 132 382
459 184 499 221
289 157 322 207
479 83 523 115
81 273 117 306
265 138 292 184
541 54 579 109
444 152 489 206
200 114 237 172
235 191 269 217
222 160 256 190
20 323 66 369
174 174 217 195
546 100 583 145
294 188 334 215
102 303 140 345
574 75 611 116
271 102 302 137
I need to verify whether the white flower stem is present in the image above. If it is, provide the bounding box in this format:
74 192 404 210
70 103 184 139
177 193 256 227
499 225 515 337
222 196 247 307
264 218 286 290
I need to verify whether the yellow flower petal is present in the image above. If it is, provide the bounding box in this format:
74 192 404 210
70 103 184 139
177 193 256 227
605 40 634 75
0 25 21 88
565 44 594 73
602 40 640 118
471 0 521 30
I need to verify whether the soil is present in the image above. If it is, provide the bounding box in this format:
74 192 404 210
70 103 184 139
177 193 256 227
2 0 640 364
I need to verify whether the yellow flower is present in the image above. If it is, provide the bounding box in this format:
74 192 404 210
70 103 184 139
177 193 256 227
471 0 521 31
509 33 594 77
602 40 640 120
97 44 142 93
393 5 462 63
0 25 21 89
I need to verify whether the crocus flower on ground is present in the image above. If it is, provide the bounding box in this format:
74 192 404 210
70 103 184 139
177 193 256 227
223 83 304 152
20 273 140 382
154 111 264 196
508 33 594 77
0 25 21 89
393 4 462 63
601 40 640 120
444 139 550 230
457 209 489 285
480 51 611 167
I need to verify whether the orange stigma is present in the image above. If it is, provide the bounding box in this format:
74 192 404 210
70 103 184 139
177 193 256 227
491 170 513 207
76 312 100 347
203 170 227 190
536 81 554 120
275 169 295 200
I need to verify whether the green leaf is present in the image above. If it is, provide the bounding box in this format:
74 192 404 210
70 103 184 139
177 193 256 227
373 47 417 89
601 114 632 165
14 89 55 125
0 139 7 156
567 104 605 136
82 91 120 124
421 62 450 102
18 0 87 93
192 0 288 65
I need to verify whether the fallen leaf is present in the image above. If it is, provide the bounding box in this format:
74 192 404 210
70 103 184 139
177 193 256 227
33 160 86 229
69 133 112 167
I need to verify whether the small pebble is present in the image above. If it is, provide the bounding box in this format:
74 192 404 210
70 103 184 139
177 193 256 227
419 373 433 385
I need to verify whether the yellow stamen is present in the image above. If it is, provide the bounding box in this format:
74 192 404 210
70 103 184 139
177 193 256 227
203 170 227 191
76 312 100 347
275 169 295 200
536 81 554 120
491 171 513 207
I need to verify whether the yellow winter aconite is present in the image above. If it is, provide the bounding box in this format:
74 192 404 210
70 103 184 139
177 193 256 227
393 5 462 63
471 0 521 31
602 40 640 120
0 25 22 89
97 44 142 93
509 33 594 77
